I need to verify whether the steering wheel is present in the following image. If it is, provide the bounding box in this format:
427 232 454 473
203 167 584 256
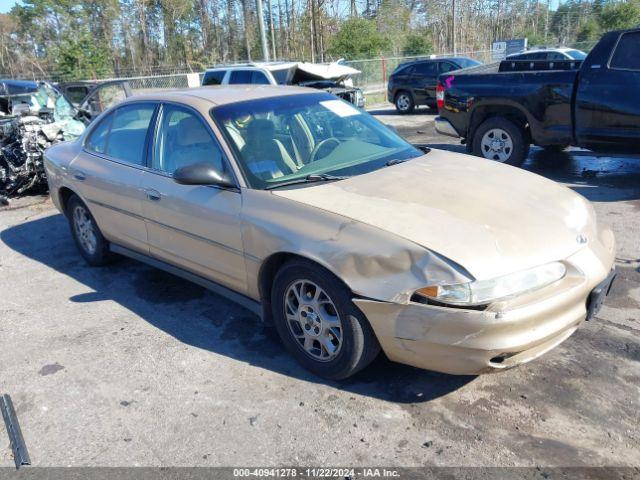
309 137 340 162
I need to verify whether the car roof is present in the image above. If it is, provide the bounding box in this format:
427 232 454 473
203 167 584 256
205 62 297 72
122 85 315 108
400 56 475 66
508 48 579 55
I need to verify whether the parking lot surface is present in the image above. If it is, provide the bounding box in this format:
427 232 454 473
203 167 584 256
0 107 639 467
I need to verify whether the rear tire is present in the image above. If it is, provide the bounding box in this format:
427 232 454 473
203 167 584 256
472 117 528 167
271 259 380 380
67 194 112 266
394 91 415 114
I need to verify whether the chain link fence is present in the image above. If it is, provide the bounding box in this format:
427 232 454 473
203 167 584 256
24 42 592 103
77 50 494 102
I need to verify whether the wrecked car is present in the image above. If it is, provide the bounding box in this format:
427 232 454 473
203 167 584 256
0 80 86 201
56 80 132 108
0 79 130 202
201 61 365 108
45 86 616 379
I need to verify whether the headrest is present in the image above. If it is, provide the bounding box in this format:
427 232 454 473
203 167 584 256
246 118 275 146
175 115 211 146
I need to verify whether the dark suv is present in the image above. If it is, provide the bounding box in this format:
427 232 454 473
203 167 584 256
387 57 481 113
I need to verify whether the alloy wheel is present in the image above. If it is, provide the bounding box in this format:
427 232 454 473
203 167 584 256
73 205 97 255
396 94 411 111
283 280 343 362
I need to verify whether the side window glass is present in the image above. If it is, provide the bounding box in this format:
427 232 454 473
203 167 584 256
66 86 89 105
229 70 253 84
251 71 271 85
153 105 225 175
611 31 640 70
413 62 437 75
86 111 114 154
104 104 155 165
440 62 457 73
203 70 225 86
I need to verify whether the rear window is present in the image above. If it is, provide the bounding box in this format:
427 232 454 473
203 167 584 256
203 70 225 86
610 31 640 70
229 70 253 84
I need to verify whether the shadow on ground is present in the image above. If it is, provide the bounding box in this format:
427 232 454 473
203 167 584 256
1 213 475 403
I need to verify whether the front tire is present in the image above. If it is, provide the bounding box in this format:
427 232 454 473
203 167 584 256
67 194 112 266
271 259 380 380
472 117 528 167
394 91 415 114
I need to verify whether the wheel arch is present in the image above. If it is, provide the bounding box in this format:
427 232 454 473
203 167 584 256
257 251 353 324
469 103 532 145
58 186 78 217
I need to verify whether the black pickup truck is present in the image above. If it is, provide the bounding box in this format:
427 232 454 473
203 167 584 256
435 28 640 166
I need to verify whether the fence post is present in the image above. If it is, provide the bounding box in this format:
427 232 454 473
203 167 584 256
381 58 387 92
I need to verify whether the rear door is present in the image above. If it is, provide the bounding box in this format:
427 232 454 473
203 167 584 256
575 30 640 152
140 103 247 293
69 102 157 252
410 62 439 105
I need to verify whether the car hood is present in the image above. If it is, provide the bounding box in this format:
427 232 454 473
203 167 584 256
273 150 595 280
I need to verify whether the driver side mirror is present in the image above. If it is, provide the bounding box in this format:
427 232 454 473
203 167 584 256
173 163 236 189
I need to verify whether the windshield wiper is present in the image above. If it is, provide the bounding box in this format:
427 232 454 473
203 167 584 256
265 173 350 190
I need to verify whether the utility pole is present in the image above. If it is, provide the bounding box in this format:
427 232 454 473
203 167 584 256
452 0 456 55
309 0 316 62
256 0 270 61
267 0 277 59
545 0 550 43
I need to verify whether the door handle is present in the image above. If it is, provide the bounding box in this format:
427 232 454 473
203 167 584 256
73 171 86 181
145 189 161 201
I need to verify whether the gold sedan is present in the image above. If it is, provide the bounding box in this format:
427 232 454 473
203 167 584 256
44 86 616 379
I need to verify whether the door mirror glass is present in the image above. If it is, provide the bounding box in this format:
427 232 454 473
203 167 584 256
173 163 235 188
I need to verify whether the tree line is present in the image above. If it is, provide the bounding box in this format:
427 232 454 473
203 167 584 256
0 0 638 81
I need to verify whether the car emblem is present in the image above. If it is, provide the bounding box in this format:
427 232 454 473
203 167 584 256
576 234 588 245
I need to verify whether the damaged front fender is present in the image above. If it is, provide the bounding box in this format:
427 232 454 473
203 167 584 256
240 189 474 304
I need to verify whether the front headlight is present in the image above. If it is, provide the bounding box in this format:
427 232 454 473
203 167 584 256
414 262 566 306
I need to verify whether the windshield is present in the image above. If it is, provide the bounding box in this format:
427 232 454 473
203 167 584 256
212 93 422 189
566 49 587 60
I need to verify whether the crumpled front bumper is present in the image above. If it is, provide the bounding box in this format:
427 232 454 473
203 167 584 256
354 230 616 375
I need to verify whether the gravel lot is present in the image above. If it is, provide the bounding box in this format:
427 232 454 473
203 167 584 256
0 106 639 468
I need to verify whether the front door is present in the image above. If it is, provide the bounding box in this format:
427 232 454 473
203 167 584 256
575 30 640 152
140 103 247 293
